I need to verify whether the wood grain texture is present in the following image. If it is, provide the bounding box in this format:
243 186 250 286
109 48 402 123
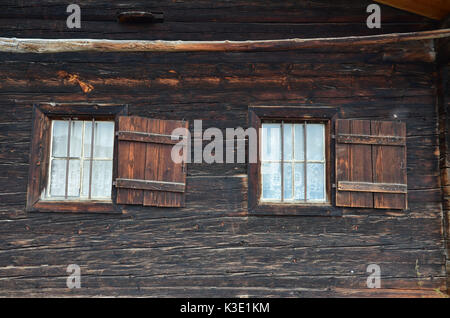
116 116 148 204
371 121 407 209
0 0 447 297
336 120 374 208
1 29 449 53
142 118 188 207
336 119 407 209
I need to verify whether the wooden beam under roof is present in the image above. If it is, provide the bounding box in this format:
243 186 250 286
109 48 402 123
375 0 450 20
0 29 449 54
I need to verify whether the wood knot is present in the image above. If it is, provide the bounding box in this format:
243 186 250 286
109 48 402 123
57 70 94 93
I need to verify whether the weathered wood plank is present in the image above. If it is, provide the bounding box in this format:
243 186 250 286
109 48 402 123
1 29 449 53
115 178 185 193
337 181 407 193
117 130 183 145
116 116 147 204
336 134 406 146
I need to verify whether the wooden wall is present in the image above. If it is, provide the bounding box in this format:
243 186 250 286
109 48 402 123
0 0 447 297
437 16 450 295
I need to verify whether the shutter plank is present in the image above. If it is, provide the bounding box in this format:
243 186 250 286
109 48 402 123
371 121 407 209
336 119 373 208
116 116 148 205
143 118 188 207
336 119 351 206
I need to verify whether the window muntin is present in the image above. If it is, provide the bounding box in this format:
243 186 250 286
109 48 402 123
261 122 326 203
47 119 115 201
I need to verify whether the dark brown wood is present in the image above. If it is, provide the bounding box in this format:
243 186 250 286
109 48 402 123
117 11 164 24
336 133 406 146
247 109 261 212
32 201 119 214
371 121 407 209
337 181 407 193
3 0 448 297
116 116 148 205
437 33 450 294
116 116 188 207
143 118 189 207
336 119 407 209
117 130 183 145
336 119 374 208
115 178 185 193
26 105 50 211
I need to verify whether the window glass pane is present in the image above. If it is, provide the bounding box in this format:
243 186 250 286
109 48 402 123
307 163 325 201
283 124 293 161
52 121 68 157
283 163 293 200
50 159 81 197
261 162 281 200
84 121 115 158
261 124 281 161
69 121 83 158
82 160 113 198
50 159 66 196
294 124 304 161
67 159 81 197
294 163 305 200
306 124 324 161
51 121 82 157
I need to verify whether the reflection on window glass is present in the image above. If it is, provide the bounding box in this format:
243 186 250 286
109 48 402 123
261 122 326 203
48 119 114 200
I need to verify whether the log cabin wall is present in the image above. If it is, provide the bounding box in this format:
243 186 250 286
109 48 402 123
437 16 450 296
0 1 447 297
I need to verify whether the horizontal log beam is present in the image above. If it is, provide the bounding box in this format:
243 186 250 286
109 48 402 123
337 181 408 193
336 134 406 146
114 178 186 193
0 29 449 53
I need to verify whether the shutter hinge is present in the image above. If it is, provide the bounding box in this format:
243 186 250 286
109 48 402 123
331 134 336 139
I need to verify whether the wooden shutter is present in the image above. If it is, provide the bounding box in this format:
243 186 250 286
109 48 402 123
335 119 407 209
115 116 189 207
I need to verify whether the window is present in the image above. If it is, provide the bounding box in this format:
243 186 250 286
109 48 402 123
248 106 408 215
26 103 127 213
27 103 189 213
260 122 326 203
248 106 338 216
47 119 114 200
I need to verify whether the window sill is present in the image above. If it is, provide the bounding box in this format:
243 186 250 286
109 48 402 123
249 203 342 216
28 200 121 214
